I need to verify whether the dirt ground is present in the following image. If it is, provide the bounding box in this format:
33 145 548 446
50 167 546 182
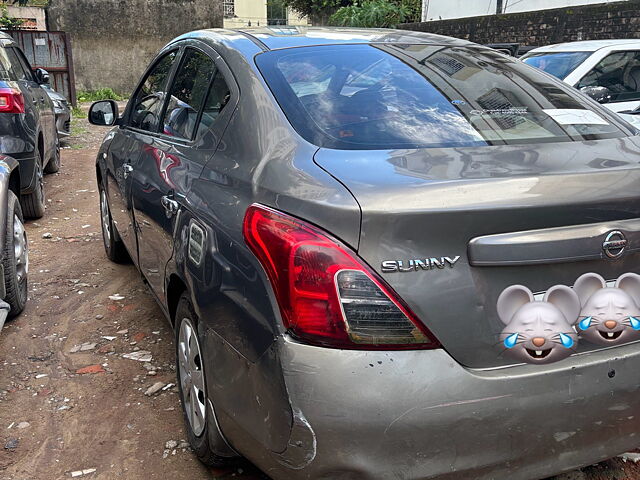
0 111 638 480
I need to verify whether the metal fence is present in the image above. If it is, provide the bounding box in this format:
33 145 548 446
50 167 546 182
5 29 77 106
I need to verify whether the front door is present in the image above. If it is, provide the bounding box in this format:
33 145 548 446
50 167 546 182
105 130 140 264
112 49 180 267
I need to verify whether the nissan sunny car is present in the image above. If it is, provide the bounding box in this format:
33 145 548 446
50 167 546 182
88 27 640 479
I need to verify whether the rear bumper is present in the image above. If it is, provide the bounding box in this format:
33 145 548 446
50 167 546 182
266 338 640 480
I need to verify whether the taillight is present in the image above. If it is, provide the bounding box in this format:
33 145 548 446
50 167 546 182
0 88 24 113
243 204 440 350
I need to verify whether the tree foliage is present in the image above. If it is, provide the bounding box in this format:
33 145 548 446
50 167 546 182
329 0 415 28
282 0 351 24
0 5 23 29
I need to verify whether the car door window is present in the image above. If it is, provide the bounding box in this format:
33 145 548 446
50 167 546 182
13 48 35 82
5 47 29 81
196 70 231 138
0 48 15 81
577 51 640 103
161 48 215 139
130 50 178 132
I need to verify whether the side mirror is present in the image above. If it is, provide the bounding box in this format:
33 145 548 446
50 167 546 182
580 86 611 104
33 68 49 85
89 100 120 126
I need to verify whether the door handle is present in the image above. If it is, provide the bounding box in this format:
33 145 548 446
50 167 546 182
122 163 133 179
161 195 179 217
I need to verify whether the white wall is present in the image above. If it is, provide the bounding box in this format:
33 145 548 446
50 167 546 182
422 0 626 21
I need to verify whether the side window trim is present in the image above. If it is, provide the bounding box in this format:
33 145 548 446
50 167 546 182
123 46 183 132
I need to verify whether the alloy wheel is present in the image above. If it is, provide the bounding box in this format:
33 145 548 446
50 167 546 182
178 318 207 436
13 214 28 283
100 190 111 245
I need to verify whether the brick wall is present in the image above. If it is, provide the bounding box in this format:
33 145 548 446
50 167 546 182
400 0 640 46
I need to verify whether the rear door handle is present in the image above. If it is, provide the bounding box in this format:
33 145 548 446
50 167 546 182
122 163 133 179
161 195 179 217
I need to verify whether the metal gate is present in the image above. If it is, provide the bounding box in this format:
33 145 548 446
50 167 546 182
5 30 77 106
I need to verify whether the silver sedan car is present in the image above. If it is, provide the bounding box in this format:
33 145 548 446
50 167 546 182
89 27 640 479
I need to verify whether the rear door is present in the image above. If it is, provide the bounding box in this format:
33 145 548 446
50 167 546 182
130 41 234 299
107 49 180 265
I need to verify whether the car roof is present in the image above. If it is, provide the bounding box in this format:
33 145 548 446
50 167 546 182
177 26 472 52
527 39 640 53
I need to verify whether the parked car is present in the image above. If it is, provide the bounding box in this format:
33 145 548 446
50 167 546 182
0 154 29 328
0 32 59 219
42 84 71 141
521 40 640 114
89 27 640 480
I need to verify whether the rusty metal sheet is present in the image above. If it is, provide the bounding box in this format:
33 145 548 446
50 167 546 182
4 30 76 106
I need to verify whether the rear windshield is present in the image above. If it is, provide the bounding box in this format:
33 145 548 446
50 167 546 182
521 51 591 80
256 44 628 150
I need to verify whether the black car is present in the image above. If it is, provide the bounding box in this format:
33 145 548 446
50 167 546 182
0 32 59 219
43 84 71 141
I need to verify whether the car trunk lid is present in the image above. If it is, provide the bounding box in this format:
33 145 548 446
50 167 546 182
315 136 640 368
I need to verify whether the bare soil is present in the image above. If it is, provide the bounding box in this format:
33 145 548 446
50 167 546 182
0 113 636 480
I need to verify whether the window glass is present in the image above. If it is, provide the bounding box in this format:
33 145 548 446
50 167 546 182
522 51 591 80
162 48 215 139
256 44 627 150
577 51 640 103
13 48 34 81
0 48 15 81
5 48 28 81
130 51 178 132
196 70 231 137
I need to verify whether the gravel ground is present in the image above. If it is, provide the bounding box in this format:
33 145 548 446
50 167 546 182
0 109 637 480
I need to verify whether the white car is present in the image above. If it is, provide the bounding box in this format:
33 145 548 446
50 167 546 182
521 40 640 115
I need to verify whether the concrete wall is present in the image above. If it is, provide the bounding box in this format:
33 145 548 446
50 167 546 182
402 0 640 46
47 0 223 95
423 0 627 21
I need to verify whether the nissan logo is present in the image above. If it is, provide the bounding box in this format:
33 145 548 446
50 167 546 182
603 230 627 259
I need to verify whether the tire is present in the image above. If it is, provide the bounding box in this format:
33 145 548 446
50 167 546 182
20 145 45 219
175 294 237 467
3 190 27 317
44 136 60 174
99 185 129 263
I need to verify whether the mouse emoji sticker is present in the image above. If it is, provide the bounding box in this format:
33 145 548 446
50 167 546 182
497 284 580 364
573 272 640 346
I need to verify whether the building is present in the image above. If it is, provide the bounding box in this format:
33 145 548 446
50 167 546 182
223 0 309 28
421 0 627 21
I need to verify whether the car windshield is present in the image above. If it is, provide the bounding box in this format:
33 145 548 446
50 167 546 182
256 44 627 150
521 51 591 79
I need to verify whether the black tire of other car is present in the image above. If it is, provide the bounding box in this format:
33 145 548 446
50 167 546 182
44 136 60 174
99 184 129 263
21 143 46 219
3 190 27 317
175 293 237 467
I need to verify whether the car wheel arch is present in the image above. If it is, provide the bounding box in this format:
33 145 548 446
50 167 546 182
166 273 188 328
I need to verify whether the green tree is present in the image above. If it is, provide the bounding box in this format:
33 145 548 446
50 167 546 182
329 0 412 28
0 4 24 29
282 0 351 25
